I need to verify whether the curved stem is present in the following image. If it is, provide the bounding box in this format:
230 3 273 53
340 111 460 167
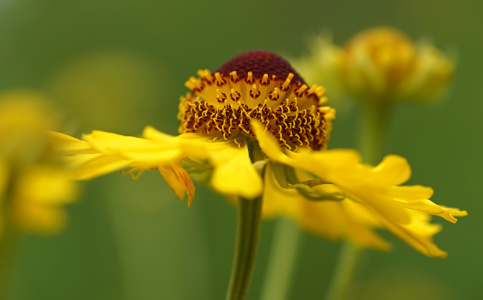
225 195 263 300
325 100 392 300
260 218 300 300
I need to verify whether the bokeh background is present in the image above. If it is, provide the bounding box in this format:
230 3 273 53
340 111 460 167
1 0 481 299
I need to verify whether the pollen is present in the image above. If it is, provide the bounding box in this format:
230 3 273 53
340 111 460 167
178 51 335 151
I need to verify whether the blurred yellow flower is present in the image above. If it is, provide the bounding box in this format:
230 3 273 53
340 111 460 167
0 91 78 237
53 51 466 257
294 27 454 104
342 27 454 102
290 33 345 105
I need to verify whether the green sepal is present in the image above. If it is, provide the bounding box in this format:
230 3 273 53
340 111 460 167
271 162 345 201
181 157 213 184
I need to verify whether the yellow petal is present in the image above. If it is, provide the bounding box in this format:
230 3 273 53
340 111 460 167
263 165 391 250
210 144 263 199
250 120 291 164
0 160 8 201
291 152 411 225
398 199 467 223
65 153 131 180
378 211 447 258
252 121 412 225
390 185 434 201
262 164 301 218
159 162 195 206
372 155 411 185
50 131 94 154
13 202 67 234
83 130 164 154
15 166 78 205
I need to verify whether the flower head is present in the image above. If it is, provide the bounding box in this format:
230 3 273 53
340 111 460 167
54 51 466 257
0 91 78 237
342 27 454 102
180 51 334 151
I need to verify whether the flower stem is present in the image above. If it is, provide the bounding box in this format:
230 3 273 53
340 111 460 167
0 227 20 300
226 195 263 300
324 242 364 300
325 100 391 300
260 218 300 300
358 100 391 165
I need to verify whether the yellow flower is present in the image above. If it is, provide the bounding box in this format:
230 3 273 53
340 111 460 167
0 91 78 237
290 33 347 109
53 51 466 257
342 27 454 102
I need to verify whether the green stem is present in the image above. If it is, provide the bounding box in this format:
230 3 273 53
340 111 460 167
225 195 263 300
325 100 392 300
358 100 391 165
260 218 300 300
0 227 20 300
324 242 364 300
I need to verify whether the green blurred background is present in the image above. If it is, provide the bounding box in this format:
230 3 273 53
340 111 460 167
1 0 481 299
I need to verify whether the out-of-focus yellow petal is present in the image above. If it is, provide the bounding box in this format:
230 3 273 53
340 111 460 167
210 144 263 199
0 160 8 201
159 162 195 207
11 166 78 234
15 166 77 205
50 131 94 154
13 202 67 234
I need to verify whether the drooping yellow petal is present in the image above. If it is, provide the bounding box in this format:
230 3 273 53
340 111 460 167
252 122 411 225
378 210 447 258
159 162 195 207
146 126 263 199
262 164 301 219
396 199 467 223
371 155 411 185
263 165 391 250
389 185 434 200
252 120 465 257
54 125 264 202
210 144 263 199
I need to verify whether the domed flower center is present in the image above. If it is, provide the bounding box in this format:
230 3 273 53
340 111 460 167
178 51 335 151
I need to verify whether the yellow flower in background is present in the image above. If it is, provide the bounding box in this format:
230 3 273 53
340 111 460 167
290 33 345 106
342 27 454 102
53 51 466 257
293 27 454 104
0 91 78 237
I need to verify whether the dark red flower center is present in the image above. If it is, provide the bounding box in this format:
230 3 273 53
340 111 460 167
215 50 306 84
